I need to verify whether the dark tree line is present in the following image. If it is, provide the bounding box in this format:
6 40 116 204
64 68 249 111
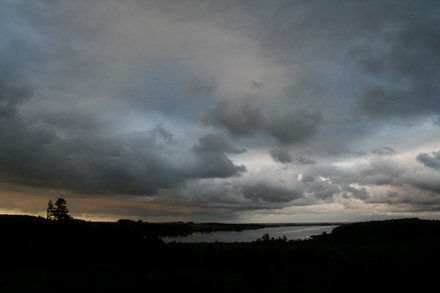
47 198 72 221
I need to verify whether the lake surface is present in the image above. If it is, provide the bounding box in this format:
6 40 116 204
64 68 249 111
163 225 338 243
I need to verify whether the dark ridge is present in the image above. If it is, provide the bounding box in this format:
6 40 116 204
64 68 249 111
1 215 439 292
328 218 440 243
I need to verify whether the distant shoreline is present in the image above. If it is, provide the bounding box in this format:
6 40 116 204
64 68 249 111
0 214 361 229
0 214 347 236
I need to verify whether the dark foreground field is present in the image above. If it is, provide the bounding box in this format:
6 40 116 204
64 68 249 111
1 216 439 292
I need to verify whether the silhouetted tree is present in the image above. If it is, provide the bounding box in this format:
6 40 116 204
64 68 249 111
46 200 55 220
48 198 72 221
256 233 288 243
257 233 271 242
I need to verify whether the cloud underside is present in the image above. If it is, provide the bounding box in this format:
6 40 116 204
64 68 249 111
1 0 440 220
417 152 440 170
0 114 245 195
203 100 323 145
4 83 439 211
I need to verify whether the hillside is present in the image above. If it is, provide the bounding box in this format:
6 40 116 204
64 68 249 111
0 216 439 292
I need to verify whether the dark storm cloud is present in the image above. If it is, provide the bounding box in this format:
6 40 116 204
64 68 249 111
0 118 181 194
203 100 323 145
303 179 340 201
203 101 261 137
0 80 32 118
242 183 303 204
417 152 440 170
270 149 315 165
291 155 315 165
353 2 440 119
0 127 245 195
0 1 247 201
240 0 440 123
360 86 440 119
188 78 217 96
191 134 247 179
0 81 246 195
357 160 404 187
372 147 395 156
192 134 245 155
408 180 440 195
266 111 323 145
240 172 339 205
270 149 292 163
345 185 369 201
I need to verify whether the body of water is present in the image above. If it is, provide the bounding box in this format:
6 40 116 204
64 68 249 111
163 225 338 243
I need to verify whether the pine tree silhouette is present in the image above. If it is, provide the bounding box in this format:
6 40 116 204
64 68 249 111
47 198 72 221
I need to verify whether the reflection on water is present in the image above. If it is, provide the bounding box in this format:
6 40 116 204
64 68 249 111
163 225 337 243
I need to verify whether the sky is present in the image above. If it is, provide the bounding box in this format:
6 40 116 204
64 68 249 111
1 0 440 223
